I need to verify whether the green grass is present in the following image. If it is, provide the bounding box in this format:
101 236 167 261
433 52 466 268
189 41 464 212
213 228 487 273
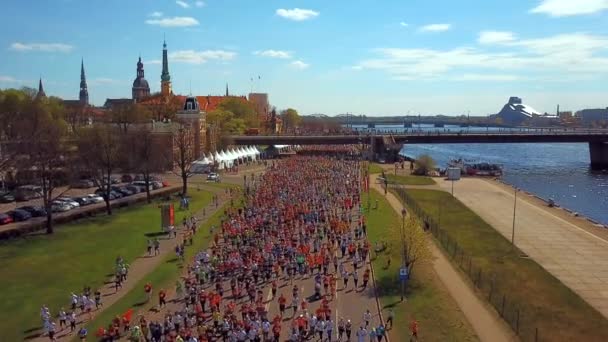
363 189 478 341
0 190 213 341
403 189 608 341
76 200 229 339
368 163 384 174
386 174 436 186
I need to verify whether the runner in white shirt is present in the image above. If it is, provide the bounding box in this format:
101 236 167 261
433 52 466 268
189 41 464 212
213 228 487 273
326 318 334 342
363 309 372 328
356 326 368 342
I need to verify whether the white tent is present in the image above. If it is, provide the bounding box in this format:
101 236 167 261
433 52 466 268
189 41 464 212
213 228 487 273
219 150 232 169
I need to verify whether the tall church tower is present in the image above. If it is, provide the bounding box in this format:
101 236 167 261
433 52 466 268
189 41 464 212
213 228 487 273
36 78 46 99
79 59 89 105
132 56 151 101
161 40 172 97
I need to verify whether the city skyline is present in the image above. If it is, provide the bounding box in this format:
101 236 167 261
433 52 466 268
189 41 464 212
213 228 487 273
1 0 608 115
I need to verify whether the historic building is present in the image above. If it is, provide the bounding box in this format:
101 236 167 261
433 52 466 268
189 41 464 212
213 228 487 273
132 57 151 102
79 59 89 105
36 78 46 99
161 40 172 97
176 96 206 160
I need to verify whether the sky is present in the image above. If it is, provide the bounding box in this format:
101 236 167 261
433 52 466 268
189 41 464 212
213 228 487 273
1 0 607 116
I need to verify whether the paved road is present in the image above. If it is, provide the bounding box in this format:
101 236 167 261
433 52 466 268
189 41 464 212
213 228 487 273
438 178 608 318
371 174 515 342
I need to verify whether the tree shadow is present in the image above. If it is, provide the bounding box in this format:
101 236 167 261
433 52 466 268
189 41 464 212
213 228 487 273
144 232 168 238
23 327 41 334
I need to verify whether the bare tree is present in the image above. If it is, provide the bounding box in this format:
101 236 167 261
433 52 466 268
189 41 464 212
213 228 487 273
77 125 121 215
171 125 196 196
129 127 164 203
110 103 150 133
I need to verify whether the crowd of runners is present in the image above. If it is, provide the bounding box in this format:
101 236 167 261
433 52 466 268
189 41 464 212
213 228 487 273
38 156 394 341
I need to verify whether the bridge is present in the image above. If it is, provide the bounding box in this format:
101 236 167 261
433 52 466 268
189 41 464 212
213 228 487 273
226 130 608 170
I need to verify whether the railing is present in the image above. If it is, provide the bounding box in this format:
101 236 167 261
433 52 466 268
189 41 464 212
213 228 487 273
392 186 542 342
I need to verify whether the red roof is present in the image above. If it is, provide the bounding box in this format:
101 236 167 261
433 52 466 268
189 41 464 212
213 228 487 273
139 94 248 112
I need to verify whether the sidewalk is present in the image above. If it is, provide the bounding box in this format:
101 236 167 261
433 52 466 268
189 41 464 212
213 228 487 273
34 185 229 341
370 174 516 342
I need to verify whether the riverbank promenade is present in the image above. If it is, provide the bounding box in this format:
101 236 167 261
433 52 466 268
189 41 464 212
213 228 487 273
441 178 608 318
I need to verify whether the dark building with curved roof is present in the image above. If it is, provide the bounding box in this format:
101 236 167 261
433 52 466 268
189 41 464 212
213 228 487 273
132 57 151 102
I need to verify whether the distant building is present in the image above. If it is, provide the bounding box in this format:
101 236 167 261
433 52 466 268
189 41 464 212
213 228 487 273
103 98 135 109
132 57 151 102
577 108 608 126
160 40 172 97
36 78 46 99
79 59 89 106
176 96 206 160
492 97 542 125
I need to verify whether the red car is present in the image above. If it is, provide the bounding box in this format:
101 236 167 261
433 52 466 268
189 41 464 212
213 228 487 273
0 213 14 225
162 181 170 187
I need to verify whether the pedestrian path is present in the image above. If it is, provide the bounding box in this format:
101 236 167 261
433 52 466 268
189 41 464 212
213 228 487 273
370 174 516 342
438 177 608 318
32 185 230 341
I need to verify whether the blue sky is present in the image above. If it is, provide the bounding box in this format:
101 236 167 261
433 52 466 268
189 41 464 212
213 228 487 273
1 0 607 116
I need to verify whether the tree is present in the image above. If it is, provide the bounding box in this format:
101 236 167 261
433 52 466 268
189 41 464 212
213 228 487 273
171 125 196 195
110 103 150 133
280 108 301 130
77 125 122 215
401 216 432 277
218 97 259 128
129 128 164 203
413 154 436 176
147 95 182 122
16 100 70 234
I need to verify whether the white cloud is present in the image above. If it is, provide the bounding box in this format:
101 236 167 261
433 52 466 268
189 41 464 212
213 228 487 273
0 76 17 82
10 42 73 52
254 50 292 59
419 24 451 33
478 31 516 44
276 8 319 21
291 60 310 69
169 50 236 64
530 0 608 17
355 33 608 81
176 0 190 8
400 22 409 27
145 17 199 27
453 74 524 81
149 11 163 17
195 1 205 7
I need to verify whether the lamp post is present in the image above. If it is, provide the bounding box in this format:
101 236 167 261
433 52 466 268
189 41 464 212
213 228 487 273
512 187 518 245
400 208 407 302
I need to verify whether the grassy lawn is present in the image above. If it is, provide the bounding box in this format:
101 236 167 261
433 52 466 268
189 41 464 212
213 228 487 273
368 163 384 175
76 200 229 340
403 189 608 341
0 190 213 341
387 174 436 186
363 189 478 341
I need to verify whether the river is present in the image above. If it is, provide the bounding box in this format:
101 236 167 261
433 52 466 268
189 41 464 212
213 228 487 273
352 124 608 225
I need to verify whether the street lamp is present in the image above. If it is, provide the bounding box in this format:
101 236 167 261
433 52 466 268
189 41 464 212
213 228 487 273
512 187 518 245
400 208 407 302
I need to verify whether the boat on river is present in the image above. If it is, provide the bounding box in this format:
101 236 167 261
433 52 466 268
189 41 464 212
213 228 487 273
448 158 503 177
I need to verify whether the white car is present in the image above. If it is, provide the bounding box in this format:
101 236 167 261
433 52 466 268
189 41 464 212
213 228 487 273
207 173 220 182
86 194 104 203
51 201 72 212
56 197 80 208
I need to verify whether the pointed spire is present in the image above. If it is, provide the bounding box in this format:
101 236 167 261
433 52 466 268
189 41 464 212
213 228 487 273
161 38 172 96
37 77 46 98
225 83 229 97
79 58 89 105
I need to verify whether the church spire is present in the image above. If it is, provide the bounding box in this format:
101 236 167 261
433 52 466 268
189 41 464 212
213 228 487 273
161 39 172 96
79 58 89 105
225 83 229 97
37 78 46 99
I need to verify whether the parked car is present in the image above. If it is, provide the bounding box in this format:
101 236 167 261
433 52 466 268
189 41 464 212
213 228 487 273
112 186 133 197
72 196 92 206
131 181 153 192
86 194 104 203
109 190 123 199
0 213 13 225
0 191 15 203
51 201 72 212
7 209 32 222
70 179 95 189
207 173 220 182
56 197 80 208
18 206 47 217
162 181 170 187
151 181 163 190
124 185 140 194
14 185 43 201
121 174 134 183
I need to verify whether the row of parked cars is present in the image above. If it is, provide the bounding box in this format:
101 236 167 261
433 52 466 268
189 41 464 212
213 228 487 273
0 176 169 225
